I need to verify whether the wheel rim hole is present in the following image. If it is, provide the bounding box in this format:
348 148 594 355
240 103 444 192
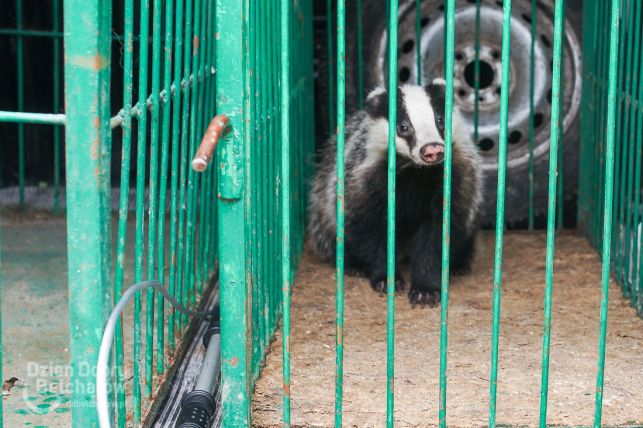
458 88 467 97
492 50 500 60
399 67 411 83
455 52 464 61
464 60 494 90
508 130 522 144
479 138 495 151
534 112 544 128
402 39 415 53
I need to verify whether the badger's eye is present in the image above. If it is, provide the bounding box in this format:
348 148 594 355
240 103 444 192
436 116 445 130
397 123 412 136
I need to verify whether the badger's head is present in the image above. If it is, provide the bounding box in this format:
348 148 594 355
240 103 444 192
365 79 447 167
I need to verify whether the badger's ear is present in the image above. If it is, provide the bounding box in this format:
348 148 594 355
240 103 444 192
365 87 388 119
431 77 446 86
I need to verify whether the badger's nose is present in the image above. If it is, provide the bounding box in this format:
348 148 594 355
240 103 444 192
420 143 445 163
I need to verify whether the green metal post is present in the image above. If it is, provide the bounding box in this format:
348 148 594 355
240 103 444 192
16 0 25 204
489 0 512 426
156 0 176 376
63 0 112 425
594 0 621 425
53 0 61 211
217 0 251 424
538 0 565 424
439 1 456 425
145 0 163 396
335 0 346 424
112 0 135 423
281 0 293 424
386 0 399 426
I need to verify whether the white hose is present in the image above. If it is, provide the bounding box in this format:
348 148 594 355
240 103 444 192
97 280 216 428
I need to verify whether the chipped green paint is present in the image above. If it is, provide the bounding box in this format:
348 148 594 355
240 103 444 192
63 0 112 426
217 0 251 425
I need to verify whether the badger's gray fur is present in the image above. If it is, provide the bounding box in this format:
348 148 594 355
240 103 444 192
309 80 483 306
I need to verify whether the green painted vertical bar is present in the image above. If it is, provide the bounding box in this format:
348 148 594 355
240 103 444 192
613 0 630 288
327 0 335 133
184 0 203 312
133 0 151 416
631 0 643 312
217 0 251 424
280 0 292 424
489 0 512 426
145 0 163 396
415 0 422 85
169 0 185 353
578 0 594 231
177 0 194 330
335 0 346 423
16 0 25 204
386 0 399 426
14 0 26 204
257 0 268 363
473 0 481 144
63 0 112 424
594 0 609 246
248 0 259 373
439 1 456 426
620 0 636 290
555 3 566 232
528 0 537 230
156 0 176 376
112 0 135 422
594 0 621 424
194 0 208 297
357 0 364 109
537 0 564 424
52 0 61 211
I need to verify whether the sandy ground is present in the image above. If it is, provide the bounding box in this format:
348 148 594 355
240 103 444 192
252 231 643 427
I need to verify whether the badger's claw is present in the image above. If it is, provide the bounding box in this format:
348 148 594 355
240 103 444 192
370 276 406 294
408 288 441 307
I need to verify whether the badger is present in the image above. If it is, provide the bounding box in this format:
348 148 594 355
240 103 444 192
308 79 483 306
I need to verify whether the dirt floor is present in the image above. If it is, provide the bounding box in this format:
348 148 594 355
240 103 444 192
1 212 175 427
252 232 643 427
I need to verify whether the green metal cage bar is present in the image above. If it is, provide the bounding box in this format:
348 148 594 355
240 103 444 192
579 0 642 315
334 0 346 425
537 0 565 424
63 0 113 426
439 1 456 426
386 0 399 425
489 0 513 426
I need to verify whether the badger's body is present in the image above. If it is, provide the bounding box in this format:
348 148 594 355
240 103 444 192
309 81 483 306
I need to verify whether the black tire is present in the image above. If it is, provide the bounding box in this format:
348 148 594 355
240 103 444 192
316 0 584 228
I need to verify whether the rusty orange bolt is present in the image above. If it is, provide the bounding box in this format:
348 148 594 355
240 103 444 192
192 114 229 172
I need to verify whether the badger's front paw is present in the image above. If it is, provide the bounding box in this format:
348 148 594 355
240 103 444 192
370 274 406 294
408 288 441 307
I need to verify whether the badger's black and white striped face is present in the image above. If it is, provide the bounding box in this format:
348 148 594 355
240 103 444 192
365 80 447 166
